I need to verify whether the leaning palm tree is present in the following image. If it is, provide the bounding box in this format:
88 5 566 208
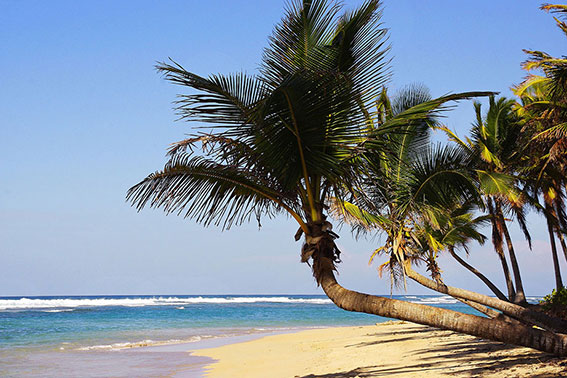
128 0 567 355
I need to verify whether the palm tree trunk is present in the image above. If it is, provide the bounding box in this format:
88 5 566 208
487 199 516 300
457 298 494 316
448 247 508 301
457 298 523 326
546 203 564 289
403 264 567 333
495 201 527 304
553 200 567 263
557 231 567 264
314 255 567 356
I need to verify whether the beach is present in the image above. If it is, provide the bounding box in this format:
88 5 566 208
2 295 563 377
193 321 567 377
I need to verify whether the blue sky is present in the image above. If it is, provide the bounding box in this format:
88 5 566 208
1 0 564 296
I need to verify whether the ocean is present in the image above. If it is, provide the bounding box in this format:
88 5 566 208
0 294 542 377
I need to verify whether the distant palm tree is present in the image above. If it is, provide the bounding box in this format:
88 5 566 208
440 97 530 304
516 77 567 291
414 204 507 300
514 3 567 290
128 0 567 355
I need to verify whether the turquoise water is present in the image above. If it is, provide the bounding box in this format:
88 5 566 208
0 294 542 377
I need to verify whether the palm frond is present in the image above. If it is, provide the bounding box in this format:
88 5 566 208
382 91 495 131
332 0 390 104
532 122 567 140
261 0 342 86
407 145 480 211
328 198 390 233
513 74 550 98
127 155 302 230
476 170 517 197
157 61 265 126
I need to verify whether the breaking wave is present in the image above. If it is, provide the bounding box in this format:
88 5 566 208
2 294 537 310
405 295 460 304
0 296 333 310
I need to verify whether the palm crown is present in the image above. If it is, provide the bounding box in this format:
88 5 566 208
127 0 486 238
128 0 391 236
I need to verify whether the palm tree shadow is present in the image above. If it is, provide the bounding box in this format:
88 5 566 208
345 333 437 348
345 327 461 348
296 337 566 378
296 365 385 378
296 357 565 378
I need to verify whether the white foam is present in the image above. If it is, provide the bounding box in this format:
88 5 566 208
527 297 543 302
408 295 459 304
76 336 201 351
77 339 156 351
0 296 332 310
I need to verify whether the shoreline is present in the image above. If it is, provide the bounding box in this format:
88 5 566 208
191 321 566 377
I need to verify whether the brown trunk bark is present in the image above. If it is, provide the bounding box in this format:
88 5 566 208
558 231 567 265
457 298 523 326
404 265 567 334
546 203 564 290
457 298 494 317
449 247 507 301
487 199 516 301
554 201 567 264
314 256 567 356
495 201 527 304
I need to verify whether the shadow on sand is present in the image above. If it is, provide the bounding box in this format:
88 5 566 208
296 329 566 378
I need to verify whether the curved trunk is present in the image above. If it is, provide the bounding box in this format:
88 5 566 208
449 247 508 301
495 201 526 304
487 199 516 301
404 264 567 334
546 203 564 290
314 256 567 356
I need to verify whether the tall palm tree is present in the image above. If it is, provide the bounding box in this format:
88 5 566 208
514 3 567 289
128 0 567 355
515 84 567 290
440 97 530 304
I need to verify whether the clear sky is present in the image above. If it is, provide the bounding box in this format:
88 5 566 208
1 0 564 296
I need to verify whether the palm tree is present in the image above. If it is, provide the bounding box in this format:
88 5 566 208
516 102 566 290
416 204 508 301
514 3 567 289
128 0 567 355
440 97 531 304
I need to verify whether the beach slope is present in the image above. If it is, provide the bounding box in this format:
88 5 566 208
193 322 566 377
